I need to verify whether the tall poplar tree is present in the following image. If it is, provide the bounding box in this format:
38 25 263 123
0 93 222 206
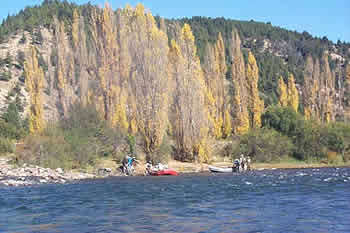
170 24 209 162
125 4 170 156
303 54 335 122
278 76 288 107
24 46 44 133
287 74 299 112
71 9 89 107
230 30 249 134
246 51 264 128
344 64 350 120
303 56 319 120
90 3 128 131
319 54 334 123
202 33 229 138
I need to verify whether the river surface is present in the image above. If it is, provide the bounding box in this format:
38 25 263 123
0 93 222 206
1 167 350 233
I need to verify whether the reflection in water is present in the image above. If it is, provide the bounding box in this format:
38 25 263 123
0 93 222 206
0 168 350 233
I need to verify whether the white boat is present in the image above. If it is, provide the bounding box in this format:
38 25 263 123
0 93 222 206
208 166 234 173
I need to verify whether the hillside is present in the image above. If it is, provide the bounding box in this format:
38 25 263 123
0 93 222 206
172 17 350 104
1 1 349 114
0 1 350 169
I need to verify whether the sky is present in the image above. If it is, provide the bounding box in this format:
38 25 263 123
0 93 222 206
1 0 349 43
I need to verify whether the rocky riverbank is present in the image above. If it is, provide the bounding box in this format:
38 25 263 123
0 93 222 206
0 158 123 187
2 156 347 187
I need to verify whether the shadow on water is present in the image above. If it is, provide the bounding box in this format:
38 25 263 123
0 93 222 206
1 167 350 233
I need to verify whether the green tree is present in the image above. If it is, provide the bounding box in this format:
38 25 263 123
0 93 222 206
320 122 350 160
234 128 294 162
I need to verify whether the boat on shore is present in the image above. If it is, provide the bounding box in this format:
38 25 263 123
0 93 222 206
208 166 235 173
150 169 179 176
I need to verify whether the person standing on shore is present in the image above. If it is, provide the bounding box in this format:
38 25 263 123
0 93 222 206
247 156 252 171
243 156 248 171
233 159 240 172
239 154 245 172
122 155 138 175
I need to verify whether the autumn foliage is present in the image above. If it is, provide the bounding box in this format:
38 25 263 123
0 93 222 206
24 46 44 134
21 2 350 163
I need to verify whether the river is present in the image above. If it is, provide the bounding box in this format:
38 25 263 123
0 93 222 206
1 167 349 233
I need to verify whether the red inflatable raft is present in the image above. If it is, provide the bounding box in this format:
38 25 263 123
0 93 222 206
150 169 179 176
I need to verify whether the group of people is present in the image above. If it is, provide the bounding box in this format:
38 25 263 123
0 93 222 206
121 155 138 175
121 155 168 176
122 154 251 175
233 154 252 172
145 162 168 175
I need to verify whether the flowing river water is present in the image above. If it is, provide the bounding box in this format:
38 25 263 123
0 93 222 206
1 167 350 233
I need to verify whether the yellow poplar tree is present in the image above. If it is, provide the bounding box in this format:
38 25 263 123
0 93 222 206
325 99 333 123
54 18 77 117
169 24 209 162
303 54 336 123
71 8 89 107
312 58 321 121
232 78 249 134
345 64 350 97
303 54 335 123
203 42 221 138
72 9 79 49
246 51 264 128
230 30 249 134
216 33 230 138
124 5 170 154
278 76 288 107
287 74 299 112
110 86 129 131
90 3 129 132
344 64 350 120
24 46 44 134
303 56 319 120
55 20 66 92
320 54 334 123
223 110 232 138
346 64 350 86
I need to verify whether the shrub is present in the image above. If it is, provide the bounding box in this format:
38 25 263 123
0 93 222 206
320 122 350 161
220 142 234 158
233 128 294 162
16 104 129 169
16 125 96 169
0 72 11 81
262 105 327 160
327 151 337 164
293 121 325 160
322 122 350 153
0 101 28 140
16 129 72 169
148 135 172 164
0 137 14 154
0 120 18 139
127 134 136 156
262 105 305 138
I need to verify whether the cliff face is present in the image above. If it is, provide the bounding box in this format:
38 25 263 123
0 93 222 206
0 26 68 122
0 2 349 126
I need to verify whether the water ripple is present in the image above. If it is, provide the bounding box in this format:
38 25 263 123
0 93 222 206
0 167 350 232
